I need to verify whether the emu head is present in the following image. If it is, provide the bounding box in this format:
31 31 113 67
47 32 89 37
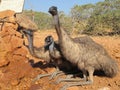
44 35 54 52
48 6 58 15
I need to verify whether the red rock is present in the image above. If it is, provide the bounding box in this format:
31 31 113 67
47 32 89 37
15 31 22 38
10 35 23 50
0 27 10 37
0 10 15 19
0 52 9 67
2 23 18 33
2 35 11 43
13 55 27 62
11 79 20 86
0 39 7 51
13 46 28 56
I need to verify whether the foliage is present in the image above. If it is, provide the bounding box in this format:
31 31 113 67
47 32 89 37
83 0 120 35
23 0 120 35
23 10 52 29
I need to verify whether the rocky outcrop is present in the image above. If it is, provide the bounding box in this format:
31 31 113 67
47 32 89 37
0 10 38 89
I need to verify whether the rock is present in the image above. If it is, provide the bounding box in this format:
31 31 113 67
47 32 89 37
0 52 9 67
1 23 18 36
15 31 22 38
2 35 11 43
10 35 23 50
11 79 20 86
13 46 28 56
0 10 37 89
0 10 15 19
0 41 10 67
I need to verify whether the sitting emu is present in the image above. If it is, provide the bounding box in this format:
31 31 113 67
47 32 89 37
48 6 118 89
22 29 97 81
22 30 90 80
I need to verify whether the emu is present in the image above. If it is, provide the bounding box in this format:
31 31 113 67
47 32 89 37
23 30 67 80
23 29 95 81
44 35 96 80
22 30 82 80
49 6 118 89
44 35 79 78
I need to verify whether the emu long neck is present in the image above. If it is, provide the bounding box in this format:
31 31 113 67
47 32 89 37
53 13 80 62
53 15 61 39
49 42 54 53
53 14 72 43
25 31 34 56
26 32 50 60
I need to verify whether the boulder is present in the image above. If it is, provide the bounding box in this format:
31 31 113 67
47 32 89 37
0 10 37 89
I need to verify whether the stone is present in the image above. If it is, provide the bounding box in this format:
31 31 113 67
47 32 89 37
0 10 15 19
10 35 23 50
0 52 9 67
13 46 28 56
11 79 20 86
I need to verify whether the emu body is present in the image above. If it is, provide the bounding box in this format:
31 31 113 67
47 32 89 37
49 6 118 89
44 35 96 71
23 30 97 81
23 30 92 80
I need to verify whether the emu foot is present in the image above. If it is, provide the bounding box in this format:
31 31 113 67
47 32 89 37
56 77 84 84
55 73 84 84
32 70 64 82
32 73 51 82
60 80 92 90
49 70 63 80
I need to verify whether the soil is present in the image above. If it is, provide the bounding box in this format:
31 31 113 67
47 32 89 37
1 30 120 90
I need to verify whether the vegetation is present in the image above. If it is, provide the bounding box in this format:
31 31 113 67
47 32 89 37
23 10 52 29
23 0 120 36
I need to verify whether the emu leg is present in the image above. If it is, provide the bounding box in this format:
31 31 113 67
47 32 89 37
50 69 82 82
49 67 64 80
32 69 64 82
60 80 92 90
60 68 94 90
33 73 52 82
56 78 84 84
55 71 85 84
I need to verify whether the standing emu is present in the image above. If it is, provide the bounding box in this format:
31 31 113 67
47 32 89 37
48 6 118 89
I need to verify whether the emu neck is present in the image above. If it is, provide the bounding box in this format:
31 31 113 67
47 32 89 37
26 32 50 60
53 14 75 47
53 15 61 39
26 32 35 56
53 13 79 61
49 41 55 53
53 14 72 42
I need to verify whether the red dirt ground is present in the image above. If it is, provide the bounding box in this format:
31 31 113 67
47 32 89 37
1 30 120 90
